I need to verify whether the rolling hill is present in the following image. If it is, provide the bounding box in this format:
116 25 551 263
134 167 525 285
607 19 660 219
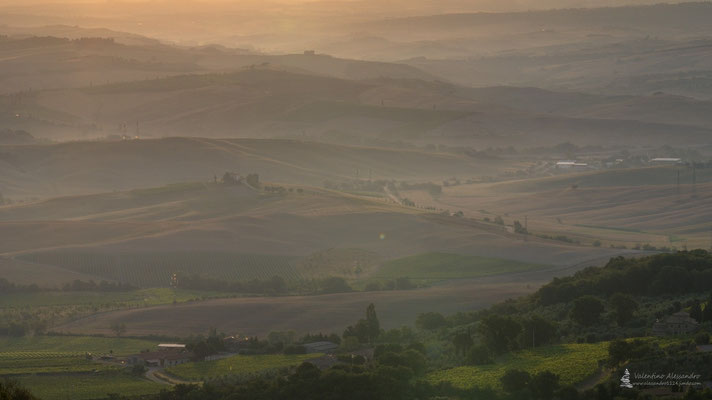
398 166 712 249
0 136 505 198
0 33 435 96
4 67 712 148
0 178 623 288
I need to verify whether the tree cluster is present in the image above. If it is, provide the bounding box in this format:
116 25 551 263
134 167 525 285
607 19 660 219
343 303 380 344
179 274 288 294
537 250 712 305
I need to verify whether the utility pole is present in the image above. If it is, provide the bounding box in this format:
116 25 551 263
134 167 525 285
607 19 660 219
676 169 680 196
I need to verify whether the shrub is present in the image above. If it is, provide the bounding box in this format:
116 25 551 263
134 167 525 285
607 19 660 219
695 332 710 345
466 345 493 365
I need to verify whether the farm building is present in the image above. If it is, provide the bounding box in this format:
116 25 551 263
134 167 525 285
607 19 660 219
158 343 186 349
128 344 193 367
224 336 253 352
650 157 682 164
556 160 589 169
303 341 339 354
651 311 699 336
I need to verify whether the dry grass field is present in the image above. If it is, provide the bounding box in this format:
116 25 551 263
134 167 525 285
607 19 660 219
400 168 712 249
0 137 507 198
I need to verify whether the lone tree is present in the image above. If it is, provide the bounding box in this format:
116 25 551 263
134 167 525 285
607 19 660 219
570 296 605 327
513 220 528 234
365 303 380 343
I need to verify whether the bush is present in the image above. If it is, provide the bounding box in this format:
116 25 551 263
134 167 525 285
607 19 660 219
0 379 37 400
364 282 381 291
319 277 352 294
415 312 448 330
695 332 710 345
500 369 531 393
131 364 147 375
466 345 493 365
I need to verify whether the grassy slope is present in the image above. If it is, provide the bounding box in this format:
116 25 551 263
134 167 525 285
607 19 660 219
0 336 160 354
0 336 162 376
0 355 118 376
401 167 712 248
166 354 320 381
17 373 162 400
373 252 547 280
16 252 303 287
2 336 164 399
427 342 609 390
0 137 493 198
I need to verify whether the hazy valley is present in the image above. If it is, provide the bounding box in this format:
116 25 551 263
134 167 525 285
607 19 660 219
1 1 712 399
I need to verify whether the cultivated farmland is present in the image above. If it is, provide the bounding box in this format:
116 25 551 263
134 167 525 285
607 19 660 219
16 372 163 400
426 342 609 390
166 354 320 381
372 252 547 282
19 252 303 287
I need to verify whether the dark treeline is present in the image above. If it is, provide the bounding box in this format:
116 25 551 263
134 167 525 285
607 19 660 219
179 274 289 294
537 250 712 305
0 278 134 294
62 279 136 292
0 278 41 294
178 274 357 295
179 275 414 295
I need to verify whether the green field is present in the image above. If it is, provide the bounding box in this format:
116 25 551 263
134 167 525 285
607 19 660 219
18 252 303 287
17 372 163 400
427 343 608 390
0 336 161 355
0 288 230 308
372 252 547 280
166 354 320 381
0 353 118 376
0 336 161 376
